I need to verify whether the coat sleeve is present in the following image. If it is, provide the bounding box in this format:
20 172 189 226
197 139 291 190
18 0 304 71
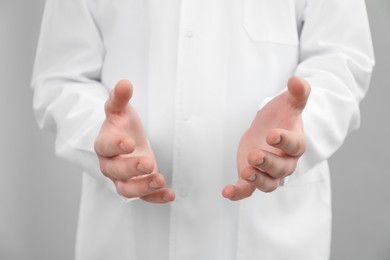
290 0 375 181
31 0 118 195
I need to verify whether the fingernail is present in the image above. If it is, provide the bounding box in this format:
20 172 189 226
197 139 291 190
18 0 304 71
149 181 160 189
246 174 257 182
271 135 282 145
163 196 170 202
137 163 145 172
119 142 128 153
257 157 264 166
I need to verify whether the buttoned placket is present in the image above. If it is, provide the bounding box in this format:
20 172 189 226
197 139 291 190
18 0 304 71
169 0 197 258
172 3 196 201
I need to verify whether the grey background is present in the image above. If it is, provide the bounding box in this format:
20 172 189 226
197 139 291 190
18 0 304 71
0 0 389 259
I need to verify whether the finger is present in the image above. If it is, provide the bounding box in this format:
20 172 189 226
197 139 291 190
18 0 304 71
114 173 170 200
266 129 306 156
247 149 297 179
243 171 281 193
141 188 176 203
222 179 256 201
287 76 311 110
94 133 136 157
105 79 133 115
101 155 155 181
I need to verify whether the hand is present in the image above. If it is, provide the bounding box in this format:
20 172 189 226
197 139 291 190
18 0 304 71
222 76 311 201
94 80 175 203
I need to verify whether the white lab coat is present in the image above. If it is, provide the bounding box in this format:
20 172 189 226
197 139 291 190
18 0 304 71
32 0 374 259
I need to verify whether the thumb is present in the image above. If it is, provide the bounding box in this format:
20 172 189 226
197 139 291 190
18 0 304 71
105 79 133 115
286 76 311 110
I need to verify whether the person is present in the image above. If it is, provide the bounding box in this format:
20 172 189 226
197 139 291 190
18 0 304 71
31 0 374 259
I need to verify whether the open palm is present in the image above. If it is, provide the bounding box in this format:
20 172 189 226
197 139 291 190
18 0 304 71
223 76 311 200
94 80 175 203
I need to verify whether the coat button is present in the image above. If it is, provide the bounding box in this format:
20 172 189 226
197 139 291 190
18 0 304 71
180 190 188 198
186 31 194 38
183 114 190 121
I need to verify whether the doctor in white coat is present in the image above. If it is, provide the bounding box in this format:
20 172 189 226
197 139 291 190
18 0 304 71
32 0 374 259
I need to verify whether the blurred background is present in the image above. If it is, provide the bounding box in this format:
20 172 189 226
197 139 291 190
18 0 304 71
0 0 389 259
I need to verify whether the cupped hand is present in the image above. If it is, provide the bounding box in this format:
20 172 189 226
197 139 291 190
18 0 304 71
94 80 175 203
223 76 311 201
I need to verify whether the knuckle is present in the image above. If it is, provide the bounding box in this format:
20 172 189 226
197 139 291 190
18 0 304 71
273 169 285 179
100 165 109 177
261 181 279 193
115 182 134 198
287 162 297 175
273 160 296 179
99 161 110 177
93 141 98 153
291 139 306 156
290 145 302 156
262 157 273 170
279 164 293 178
255 173 267 188
94 138 102 154
114 180 123 192
285 159 297 175
299 141 307 155
255 174 280 193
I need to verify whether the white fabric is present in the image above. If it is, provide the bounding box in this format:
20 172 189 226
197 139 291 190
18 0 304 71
32 0 374 259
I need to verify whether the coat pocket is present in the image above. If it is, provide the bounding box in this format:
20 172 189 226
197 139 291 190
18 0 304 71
236 177 331 259
235 162 332 259
242 0 299 45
